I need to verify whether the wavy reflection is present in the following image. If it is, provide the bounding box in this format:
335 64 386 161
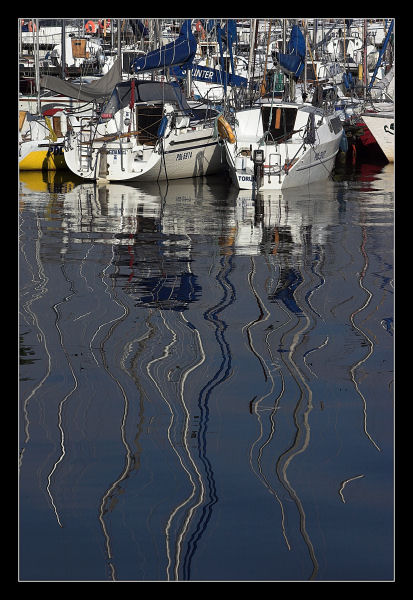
19 213 52 448
45 261 79 528
242 190 339 580
349 226 381 452
19 170 393 582
181 254 235 580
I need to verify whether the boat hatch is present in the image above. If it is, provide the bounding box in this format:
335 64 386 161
261 106 298 142
135 104 164 145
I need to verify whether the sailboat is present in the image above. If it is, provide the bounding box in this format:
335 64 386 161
20 59 124 171
223 98 343 191
63 20 228 182
223 23 344 191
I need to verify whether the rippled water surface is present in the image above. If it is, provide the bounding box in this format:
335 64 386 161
19 162 394 582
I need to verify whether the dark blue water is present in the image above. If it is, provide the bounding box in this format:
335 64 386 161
19 162 394 581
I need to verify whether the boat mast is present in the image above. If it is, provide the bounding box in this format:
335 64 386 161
34 18 40 115
247 18 257 101
61 19 66 79
117 18 121 67
363 18 367 100
260 19 272 96
303 18 307 96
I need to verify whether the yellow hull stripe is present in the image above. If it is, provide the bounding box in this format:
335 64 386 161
19 149 66 171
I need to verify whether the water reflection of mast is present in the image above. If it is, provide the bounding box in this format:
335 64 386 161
246 254 292 551
97 255 135 581
274 259 319 580
162 309 208 581
46 260 79 528
181 253 235 580
20 214 52 452
349 225 381 452
144 307 203 581
242 194 321 577
262 215 323 580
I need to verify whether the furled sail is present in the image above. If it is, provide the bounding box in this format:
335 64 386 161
131 19 197 73
273 24 306 78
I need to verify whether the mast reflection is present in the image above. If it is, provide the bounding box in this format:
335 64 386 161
19 169 393 581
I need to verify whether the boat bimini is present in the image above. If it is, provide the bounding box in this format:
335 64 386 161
223 98 344 191
63 79 225 182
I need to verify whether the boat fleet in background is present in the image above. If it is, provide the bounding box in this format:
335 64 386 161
18 18 394 192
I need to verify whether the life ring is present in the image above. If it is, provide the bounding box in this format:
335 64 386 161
27 21 37 32
85 20 96 34
196 20 206 40
99 19 111 30
217 115 236 144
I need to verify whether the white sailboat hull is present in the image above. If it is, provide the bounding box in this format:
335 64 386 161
64 126 224 182
224 104 343 191
228 140 340 190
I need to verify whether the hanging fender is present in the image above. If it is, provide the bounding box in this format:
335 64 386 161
157 115 168 139
217 116 236 144
27 21 37 32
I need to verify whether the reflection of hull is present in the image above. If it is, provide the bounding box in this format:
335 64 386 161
19 170 78 193
19 171 338 258
59 175 234 245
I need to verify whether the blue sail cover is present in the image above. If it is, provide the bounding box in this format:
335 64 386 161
131 19 197 72
129 19 149 38
274 24 306 78
171 63 247 87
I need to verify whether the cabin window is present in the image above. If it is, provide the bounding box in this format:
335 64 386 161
261 106 298 142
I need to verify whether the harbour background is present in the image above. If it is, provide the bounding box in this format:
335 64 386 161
18 158 394 582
